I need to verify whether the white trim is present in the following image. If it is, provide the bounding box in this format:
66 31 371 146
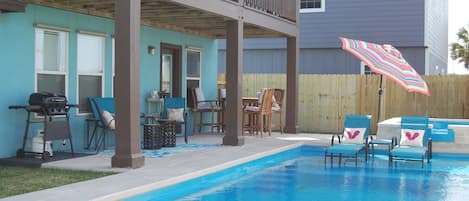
34 23 70 32
424 1 430 75
34 28 69 97
300 0 325 13
77 29 108 37
186 45 203 52
76 33 105 115
360 61 366 75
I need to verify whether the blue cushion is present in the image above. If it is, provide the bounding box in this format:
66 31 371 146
327 144 365 155
391 146 426 159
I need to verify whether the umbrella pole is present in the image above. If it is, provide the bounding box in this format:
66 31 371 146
377 75 383 123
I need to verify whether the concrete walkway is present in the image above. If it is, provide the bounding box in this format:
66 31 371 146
1 133 332 201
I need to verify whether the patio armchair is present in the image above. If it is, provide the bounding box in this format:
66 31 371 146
161 97 189 143
324 114 372 167
89 97 115 151
190 87 223 133
390 116 432 168
242 88 274 137
217 88 226 132
272 88 285 134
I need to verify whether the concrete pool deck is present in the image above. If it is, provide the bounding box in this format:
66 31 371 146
1 133 333 201
2 132 469 201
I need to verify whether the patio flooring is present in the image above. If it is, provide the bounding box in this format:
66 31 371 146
2 132 468 201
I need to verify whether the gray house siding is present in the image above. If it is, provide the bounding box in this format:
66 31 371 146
425 0 448 74
219 0 425 50
218 0 446 75
299 0 425 48
218 47 426 74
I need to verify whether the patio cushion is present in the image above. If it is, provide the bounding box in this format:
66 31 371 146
272 96 280 111
257 88 267 104
245 106 260 112
101 110 115 129
195 88 210 109
400 129 425 147
342 128 366 144
391 146 426 158
168 108 184 122
327 144 365 155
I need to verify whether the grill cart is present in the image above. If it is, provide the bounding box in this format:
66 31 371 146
9 92 76 160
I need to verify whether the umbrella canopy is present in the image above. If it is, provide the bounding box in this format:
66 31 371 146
339 37 430 96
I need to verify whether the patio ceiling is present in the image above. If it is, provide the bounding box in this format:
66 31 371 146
29 0 288 38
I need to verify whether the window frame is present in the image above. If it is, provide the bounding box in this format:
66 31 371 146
34 27 69 98
300 0 325 13
186 47 202 108
76 32 106 115
360 61 376 75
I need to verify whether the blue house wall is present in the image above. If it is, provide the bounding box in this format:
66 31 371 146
0 5 218 158
218 0 447 75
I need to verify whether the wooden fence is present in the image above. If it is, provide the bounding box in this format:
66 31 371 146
218 74 469 134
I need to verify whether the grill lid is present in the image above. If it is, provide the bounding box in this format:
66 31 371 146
28 92 68 115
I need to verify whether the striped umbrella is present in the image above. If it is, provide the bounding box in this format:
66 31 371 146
339 37 430 96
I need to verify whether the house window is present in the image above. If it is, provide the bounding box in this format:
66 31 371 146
186 48 201 108
35 28 68 96
77 33 105 114
300 0 325 13
361 62 376 75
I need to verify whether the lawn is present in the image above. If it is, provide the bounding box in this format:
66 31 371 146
0 165 115 198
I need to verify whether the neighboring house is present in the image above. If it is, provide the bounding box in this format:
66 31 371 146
0 0 299 166
219 0 448 75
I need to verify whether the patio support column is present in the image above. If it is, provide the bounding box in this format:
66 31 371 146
285 36 299 133
111 0 144 168
223 19 245 146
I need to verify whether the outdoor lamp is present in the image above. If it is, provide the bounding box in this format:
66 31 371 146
148 45 156 55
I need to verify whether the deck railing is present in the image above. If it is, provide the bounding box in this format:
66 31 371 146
231 0 297 23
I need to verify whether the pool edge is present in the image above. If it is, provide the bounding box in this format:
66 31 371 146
92 142 304 201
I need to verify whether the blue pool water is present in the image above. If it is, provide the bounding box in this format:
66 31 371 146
126 146 469 201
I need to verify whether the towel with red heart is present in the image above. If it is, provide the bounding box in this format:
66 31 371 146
342 128 366 144
399 129 425 147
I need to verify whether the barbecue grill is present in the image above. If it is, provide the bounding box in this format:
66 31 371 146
9 92 76 159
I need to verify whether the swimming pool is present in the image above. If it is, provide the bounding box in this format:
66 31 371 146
126 146 469 201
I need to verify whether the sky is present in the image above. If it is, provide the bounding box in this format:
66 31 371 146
448 0 469 74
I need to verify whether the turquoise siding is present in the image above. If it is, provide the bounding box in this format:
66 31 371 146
0 5 218 158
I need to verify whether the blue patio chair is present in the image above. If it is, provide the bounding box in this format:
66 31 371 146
89 97 115 151
162 97 189 143
324 114 372 167
390 116 432 168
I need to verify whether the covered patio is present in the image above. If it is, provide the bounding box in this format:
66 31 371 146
26 0 300 168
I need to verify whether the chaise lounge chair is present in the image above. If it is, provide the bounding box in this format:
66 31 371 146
324 114 372 167
390 116 432 168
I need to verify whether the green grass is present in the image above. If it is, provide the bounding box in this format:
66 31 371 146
0 165 115 198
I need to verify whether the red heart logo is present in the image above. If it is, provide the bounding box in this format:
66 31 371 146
347 130 360 139
405 132 420 140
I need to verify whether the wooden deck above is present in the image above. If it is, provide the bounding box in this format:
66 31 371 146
0 0 26 13
28 0 298 38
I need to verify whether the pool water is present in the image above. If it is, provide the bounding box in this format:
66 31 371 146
126 146 469 201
